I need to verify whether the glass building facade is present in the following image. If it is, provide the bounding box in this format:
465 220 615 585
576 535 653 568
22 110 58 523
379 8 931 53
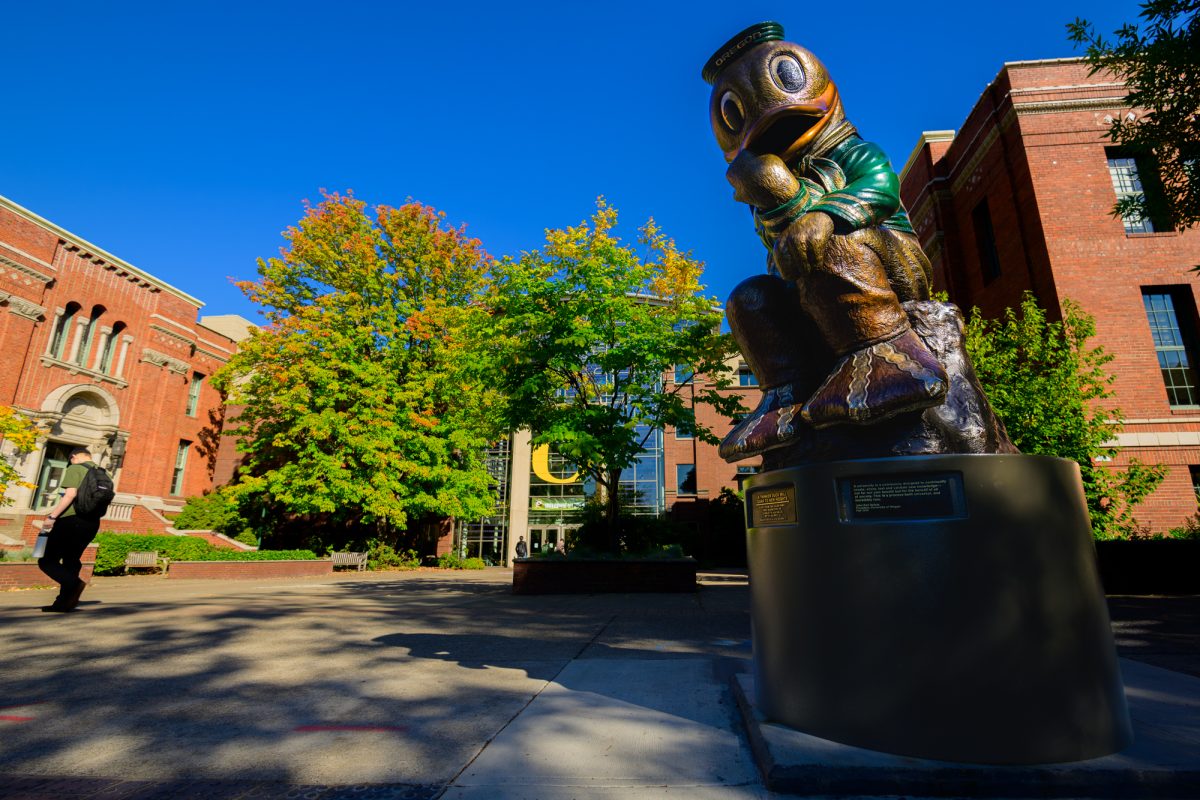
458 439 512 564
455 426 666 563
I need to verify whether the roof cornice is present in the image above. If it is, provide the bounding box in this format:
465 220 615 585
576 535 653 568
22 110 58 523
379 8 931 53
899 130 955 183
0 193 204 308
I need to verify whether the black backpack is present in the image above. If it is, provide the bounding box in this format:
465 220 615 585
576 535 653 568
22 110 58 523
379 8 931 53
74 463 115 519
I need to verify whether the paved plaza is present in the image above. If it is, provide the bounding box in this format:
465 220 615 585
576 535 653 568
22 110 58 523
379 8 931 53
0 570 1197 799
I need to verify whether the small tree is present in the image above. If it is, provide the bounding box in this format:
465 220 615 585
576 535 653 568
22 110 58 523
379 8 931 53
1069 1 1200 230
0 405 38 507
487 199 743 552
214 191 504 551
964 293 1164 538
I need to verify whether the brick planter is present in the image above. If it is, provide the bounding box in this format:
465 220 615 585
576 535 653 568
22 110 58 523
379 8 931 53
0 545 97 590
167 559 333 580
512 558 697 595
1096 540 1200 594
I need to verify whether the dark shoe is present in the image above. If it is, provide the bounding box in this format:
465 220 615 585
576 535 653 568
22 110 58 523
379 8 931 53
719 383 807 460
41 604 75 613
801 329 948 428
62 578 87 610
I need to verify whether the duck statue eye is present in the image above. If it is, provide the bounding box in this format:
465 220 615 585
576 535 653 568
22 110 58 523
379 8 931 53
720 91 745 133
770 54 805 92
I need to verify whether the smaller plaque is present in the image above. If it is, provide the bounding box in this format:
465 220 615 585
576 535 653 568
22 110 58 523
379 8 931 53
749 485 797 527
837 472 966 523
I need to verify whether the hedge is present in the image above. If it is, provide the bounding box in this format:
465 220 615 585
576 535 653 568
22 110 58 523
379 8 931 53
93 534 316 576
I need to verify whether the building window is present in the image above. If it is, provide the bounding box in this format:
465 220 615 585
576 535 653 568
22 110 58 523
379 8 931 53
737 363 759 387
1107 149 1162 233
676 463 696 495
171 441 190 495
74 305 104 366
674 365 693 385
675 423 693 440
99 322 126 373
972 199 1002 282
49 303 80 358
1190 465 1200 503
1143 287 1200 407
186 373 205 417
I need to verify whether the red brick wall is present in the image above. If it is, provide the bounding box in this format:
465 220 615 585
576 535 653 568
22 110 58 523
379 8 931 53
663 370 760 516
900 59 1200 533
182 531 246 550
167 559 333 580
0 544 96 589
212 403 245 486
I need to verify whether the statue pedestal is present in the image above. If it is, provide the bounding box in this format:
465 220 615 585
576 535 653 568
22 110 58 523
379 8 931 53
744 454 1132 765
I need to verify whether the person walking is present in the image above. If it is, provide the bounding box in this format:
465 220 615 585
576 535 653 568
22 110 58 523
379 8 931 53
514 536 528 559
37 447 105 612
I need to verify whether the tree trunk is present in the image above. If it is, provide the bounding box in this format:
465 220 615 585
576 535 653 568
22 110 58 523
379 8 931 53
605 467 623 554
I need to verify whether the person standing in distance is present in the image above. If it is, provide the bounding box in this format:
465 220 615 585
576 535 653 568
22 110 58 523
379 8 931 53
514 536 528 559
38 447 103 612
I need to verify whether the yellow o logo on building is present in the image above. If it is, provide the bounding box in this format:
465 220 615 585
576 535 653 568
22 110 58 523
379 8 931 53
531 444 580 484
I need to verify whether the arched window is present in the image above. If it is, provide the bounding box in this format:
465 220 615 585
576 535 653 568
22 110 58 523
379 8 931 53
49 302 80 359
74 305 105 366
99 321 126 373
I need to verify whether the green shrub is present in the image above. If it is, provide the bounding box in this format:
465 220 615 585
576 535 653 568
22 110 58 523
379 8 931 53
367 543 421 570
433 553 486 570
1166 513 1200 541
234 530 259 547
187 549 317 561
93 533 316 575
94 534 211 575
437 552 464 569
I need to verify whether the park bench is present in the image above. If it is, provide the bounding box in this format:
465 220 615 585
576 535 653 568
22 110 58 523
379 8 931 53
124 550 168 575
332 551 368 572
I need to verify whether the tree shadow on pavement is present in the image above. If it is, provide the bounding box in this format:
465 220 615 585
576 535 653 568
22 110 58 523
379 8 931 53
0 575 751 789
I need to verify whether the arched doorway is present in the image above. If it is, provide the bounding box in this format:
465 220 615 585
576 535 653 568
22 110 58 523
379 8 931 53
28 384 121 511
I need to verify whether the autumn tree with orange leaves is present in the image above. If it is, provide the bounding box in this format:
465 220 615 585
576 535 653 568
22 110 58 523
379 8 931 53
214 192 504 552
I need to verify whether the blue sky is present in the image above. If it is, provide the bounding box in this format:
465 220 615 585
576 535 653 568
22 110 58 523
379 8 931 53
3 1 1137 321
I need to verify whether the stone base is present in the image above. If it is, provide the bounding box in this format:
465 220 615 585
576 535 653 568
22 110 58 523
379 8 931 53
733 666 1200 797
745 453 1130 764
511 558 697 594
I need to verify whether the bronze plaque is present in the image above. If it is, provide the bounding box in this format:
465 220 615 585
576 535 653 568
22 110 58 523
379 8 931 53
837 472 966 523
749 485 797 527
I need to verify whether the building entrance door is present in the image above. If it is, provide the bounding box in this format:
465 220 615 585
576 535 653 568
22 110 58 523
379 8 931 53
32 443 73 511
528 526 564 555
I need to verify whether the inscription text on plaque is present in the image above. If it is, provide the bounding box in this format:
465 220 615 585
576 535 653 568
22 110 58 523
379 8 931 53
837 472 966 523
749 485 798 527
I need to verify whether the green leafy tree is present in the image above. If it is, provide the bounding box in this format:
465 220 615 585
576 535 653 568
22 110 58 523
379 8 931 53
172 487 259 545
1069 1 1200 230
213 191 504 551
487 199 743 552
172 489 242 532
0 406 37 507
964 293 1164 538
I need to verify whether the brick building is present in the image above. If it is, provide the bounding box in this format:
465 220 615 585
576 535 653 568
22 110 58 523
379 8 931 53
900 58 1200 533
0 194 253 546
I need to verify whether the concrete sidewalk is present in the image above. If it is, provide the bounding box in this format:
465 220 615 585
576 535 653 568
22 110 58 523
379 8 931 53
0 570 1197 799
